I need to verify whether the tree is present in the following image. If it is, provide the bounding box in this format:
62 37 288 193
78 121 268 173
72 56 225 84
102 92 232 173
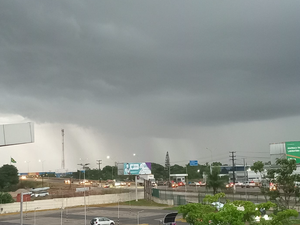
0 192 14 204
211 162 222 166
165 152 170 168
178 193 298 225
251 161 265 174
264 158 300 210
0 164 19 191
206 166 226 194
151 163 166 180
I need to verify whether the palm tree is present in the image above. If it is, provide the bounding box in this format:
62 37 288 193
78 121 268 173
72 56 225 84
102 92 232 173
206 166 226 194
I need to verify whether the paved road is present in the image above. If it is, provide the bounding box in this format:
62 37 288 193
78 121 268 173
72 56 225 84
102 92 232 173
0 205 186 225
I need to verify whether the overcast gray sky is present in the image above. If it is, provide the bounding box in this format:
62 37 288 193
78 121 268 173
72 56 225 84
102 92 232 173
1 1 300 173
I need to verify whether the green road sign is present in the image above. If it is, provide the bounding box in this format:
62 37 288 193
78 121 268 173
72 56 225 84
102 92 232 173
286 141 300 163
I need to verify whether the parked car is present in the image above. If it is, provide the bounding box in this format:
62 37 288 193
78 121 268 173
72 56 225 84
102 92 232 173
31 191 49 197
241 181 256 188
90 217 115 225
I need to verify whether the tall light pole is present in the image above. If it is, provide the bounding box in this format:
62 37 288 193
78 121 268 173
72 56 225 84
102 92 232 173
78 163 89 225
206 148 213 173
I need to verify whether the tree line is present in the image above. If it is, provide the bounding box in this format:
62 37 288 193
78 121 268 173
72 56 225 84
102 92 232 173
69 162 223 181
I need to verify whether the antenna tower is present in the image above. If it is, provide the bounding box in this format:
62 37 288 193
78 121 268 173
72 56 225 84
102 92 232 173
61 129 65 169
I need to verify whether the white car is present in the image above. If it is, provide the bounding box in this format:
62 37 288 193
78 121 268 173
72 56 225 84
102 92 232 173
189 182 200 186
31 191 49 197
90 217 115 225
234 181 243 187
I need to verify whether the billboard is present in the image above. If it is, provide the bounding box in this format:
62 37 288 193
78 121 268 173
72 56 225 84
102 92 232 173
123 162 151 175
0 122 34 147
286 141 300 163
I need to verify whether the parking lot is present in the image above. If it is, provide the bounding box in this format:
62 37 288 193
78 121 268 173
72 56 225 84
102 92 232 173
0 205 187 225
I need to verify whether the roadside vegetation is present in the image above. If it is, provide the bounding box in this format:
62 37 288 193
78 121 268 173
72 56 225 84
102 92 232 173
252 158 300 210
0 164 18 203
179 192 298 225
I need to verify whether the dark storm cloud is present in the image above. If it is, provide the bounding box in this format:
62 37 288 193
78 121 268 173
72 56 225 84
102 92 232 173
1 0 300 136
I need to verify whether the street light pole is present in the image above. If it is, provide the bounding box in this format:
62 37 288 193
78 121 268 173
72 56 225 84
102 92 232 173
206 148 213 174
78 163 89 225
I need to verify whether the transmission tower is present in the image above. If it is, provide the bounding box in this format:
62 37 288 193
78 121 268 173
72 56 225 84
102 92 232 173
61 129 65 169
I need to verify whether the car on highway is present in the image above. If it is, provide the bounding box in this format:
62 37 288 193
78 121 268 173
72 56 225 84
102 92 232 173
103 183 110 188
199 181 206 186
157 180 166 186
90 217 115 225
64 179 71 184
226 182 234 188
114 180 127 187
226 181 243 188
241 181 256 188
171 182 178 188
189 182 200 186
177 181 185 186
80 180 92 185
152 181 157 187
234 181 243 187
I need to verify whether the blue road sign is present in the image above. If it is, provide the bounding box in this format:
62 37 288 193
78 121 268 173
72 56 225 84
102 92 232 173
189 160 198 166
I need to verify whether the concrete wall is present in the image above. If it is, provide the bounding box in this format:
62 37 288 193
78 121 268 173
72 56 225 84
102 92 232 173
152 196 174 206
0 192 144 214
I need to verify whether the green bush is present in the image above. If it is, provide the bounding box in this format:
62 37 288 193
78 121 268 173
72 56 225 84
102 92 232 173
0 192 14 204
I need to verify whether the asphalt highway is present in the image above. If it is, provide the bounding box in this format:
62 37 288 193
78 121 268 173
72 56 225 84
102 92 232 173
0 205 187 225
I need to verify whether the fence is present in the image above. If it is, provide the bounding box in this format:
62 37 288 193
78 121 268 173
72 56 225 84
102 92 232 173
152 189 270 206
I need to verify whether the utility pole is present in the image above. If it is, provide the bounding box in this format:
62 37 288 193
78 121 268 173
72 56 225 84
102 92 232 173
243 158 247 199
229 151 236 192
96 160 102 170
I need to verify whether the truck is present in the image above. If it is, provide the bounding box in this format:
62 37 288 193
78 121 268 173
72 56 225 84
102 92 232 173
137 174 156 186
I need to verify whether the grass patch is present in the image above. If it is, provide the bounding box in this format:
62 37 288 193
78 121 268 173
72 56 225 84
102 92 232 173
163 206 180 211
120 199 169 207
